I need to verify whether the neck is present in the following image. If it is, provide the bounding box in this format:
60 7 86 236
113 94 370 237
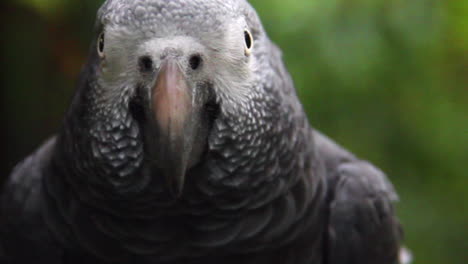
42 115 327 262
44 147 326 262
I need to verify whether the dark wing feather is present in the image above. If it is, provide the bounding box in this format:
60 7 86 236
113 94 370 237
314 131 403 264
0 137 63 264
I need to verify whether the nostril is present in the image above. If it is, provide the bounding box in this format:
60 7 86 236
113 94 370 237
189 54 202 70
138 56 154 73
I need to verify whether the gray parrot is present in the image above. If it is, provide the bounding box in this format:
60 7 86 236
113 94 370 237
0 0 410 263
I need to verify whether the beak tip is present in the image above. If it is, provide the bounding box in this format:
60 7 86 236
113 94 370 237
164 166 186 198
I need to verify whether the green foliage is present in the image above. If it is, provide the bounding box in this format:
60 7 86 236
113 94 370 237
2 0 467 263
16 0 64 17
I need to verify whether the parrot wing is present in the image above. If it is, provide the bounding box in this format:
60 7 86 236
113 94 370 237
314 131 405 264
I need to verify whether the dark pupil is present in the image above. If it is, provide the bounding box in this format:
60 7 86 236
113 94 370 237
98 34 105 53
244 31 252 49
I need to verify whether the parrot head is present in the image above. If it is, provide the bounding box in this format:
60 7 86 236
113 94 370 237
64 0 304 199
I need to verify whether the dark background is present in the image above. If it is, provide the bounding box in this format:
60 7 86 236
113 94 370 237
1 0 467 263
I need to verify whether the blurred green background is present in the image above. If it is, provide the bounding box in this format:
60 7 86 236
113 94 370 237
0 0 467 263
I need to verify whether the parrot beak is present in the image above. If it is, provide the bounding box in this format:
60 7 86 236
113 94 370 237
151 59 199 197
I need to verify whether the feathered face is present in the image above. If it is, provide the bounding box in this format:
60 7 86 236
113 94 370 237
79 0 268 195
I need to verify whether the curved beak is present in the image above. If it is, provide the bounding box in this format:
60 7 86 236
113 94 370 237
151 59 198 196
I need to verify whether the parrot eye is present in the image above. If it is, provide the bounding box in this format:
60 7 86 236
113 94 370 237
244 29 253 56
97 32 105 57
